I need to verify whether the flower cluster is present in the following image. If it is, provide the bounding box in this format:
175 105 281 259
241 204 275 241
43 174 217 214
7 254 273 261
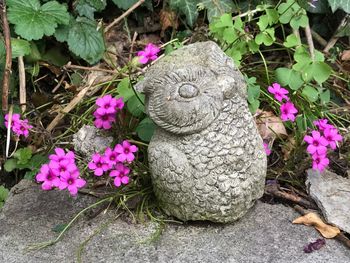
137 43 160 64
36 148 86 196
88 140 138 188
268 83 298 122
93 95 124 130
304 119 342 172
4 113 33 138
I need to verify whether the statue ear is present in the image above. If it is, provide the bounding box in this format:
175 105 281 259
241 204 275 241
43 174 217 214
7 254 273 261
219 75 247 100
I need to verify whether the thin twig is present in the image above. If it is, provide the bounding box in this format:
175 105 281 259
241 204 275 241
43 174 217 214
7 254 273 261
104 0 145 33
311 29 327 47
1 0 12 113
324 14 349 53
129 31 138 61
52 72 67 93
18 56 26 112
5 105 13 158
304 24 315 60
294 205 350 249
64 63 118 74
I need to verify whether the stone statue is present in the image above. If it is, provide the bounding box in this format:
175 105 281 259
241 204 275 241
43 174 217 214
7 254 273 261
136 41 267 222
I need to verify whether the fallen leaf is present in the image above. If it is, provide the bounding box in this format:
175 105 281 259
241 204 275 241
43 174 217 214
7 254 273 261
341 50 350 61
159 9 178 36
281 136 296 160
255 110 288 141
293 212 340 238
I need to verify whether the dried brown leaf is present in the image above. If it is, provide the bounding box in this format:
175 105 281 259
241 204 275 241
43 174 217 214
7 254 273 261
341 50 350 61
255 110 288 141
293 212 340 238
159 9 178 36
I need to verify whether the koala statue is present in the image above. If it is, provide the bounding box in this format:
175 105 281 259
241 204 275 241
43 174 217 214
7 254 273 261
136 41 267 223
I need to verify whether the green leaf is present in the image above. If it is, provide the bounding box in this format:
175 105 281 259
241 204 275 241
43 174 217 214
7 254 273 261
296 115 307 133
4 159 18 172
0 186 9 202
257 15 269 31
290 14 309 29
304 61 332 84
75 3 96 19
223 27 238 44
111 0 139 10
7 0 70 41
117 78 134 102
255 28 275 46
136 117 156 142
14 147 32 165
170 0 199 27
201 0 234 22
278 2 294 24
320 89 330 104
0 38 31 59
275 67 304 90
127 94 145 117
78 0 106 11
56 17 105 64
328 0 350 13
302 85 319 102
248 100 260 114
283 34 301 48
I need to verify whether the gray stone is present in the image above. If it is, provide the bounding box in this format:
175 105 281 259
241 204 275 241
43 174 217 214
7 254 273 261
136 41 266 222
72 125 113 157
1 180 349 263
306 169 350 233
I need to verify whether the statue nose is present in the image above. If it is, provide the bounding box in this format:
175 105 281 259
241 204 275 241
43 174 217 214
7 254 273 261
178 84 199 98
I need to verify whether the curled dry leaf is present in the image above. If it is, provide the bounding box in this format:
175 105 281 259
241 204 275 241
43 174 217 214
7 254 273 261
159 9 178 36
255 110 288 142
292 212 340 238
341 50 350 61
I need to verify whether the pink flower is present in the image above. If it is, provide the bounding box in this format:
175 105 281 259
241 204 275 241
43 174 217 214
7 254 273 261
5 114 33 137
304 131 328 155
268 83 289 102
49 159 78 177
137 43 160 64
110 164 130 187
280 102 298 122
109 163 130 178
312 154 329 172
49 148 75 165
36 164 61 190
59 170 86 196
5 113 21 128
115 98 124 110
313 119 334 131
88 153 110 176
263 142 271 156
104 147 119 167
323 128 342 150
96 95 118 115
12 119 32 137
93 111 116 130
114 140 138 162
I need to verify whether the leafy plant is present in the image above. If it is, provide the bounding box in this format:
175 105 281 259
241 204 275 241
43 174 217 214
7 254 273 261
4 148 48 179
0 186 9 209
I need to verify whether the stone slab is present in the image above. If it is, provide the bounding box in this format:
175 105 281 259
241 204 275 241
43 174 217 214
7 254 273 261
0 180 349 263
306 169 350 234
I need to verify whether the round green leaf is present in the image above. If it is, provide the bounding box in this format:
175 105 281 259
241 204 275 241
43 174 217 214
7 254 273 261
302 85 319 102
136 117 156 142
127 94 145 117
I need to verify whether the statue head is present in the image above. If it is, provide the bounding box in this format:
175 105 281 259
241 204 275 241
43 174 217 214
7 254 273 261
136 41 247 135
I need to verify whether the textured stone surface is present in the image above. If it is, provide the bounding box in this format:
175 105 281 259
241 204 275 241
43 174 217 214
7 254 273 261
306 169 350 233
72 125 113 157
136 41 266 222
1 180 349 263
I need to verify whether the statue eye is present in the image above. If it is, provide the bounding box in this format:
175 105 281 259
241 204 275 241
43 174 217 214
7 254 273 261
178 84 199 98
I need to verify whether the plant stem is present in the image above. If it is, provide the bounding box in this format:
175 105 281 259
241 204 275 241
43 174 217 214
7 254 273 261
0 0 12 113
26 196 114 251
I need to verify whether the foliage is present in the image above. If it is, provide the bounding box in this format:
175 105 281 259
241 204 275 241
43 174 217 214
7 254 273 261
0 186 9 209
7 0 70 41
327 0 350 13
4 148 48 180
